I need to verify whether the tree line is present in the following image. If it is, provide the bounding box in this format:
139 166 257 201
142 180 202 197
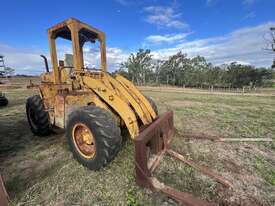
117 49 274 88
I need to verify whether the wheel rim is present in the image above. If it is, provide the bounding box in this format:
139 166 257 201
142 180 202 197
72 123 96 159
28 108 38 129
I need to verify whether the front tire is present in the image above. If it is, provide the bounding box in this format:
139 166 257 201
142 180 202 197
146 96 158 115
26 95 51 136
66 106 122 170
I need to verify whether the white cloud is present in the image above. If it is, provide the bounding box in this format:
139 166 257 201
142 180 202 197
206 0 215 6
243 0 256 5
207 0 256 6
144 6 189 29
106 47 129 68
0 44 45 75
151 22 275 67
224 60 251 65
145 33 191 44
243 11 256 20
83 47 129 71
0 43 129 75
114 0 128 6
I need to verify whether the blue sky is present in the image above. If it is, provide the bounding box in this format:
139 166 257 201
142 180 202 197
0 0 274 74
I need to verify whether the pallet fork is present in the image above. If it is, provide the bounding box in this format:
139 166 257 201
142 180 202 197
134 111 232 206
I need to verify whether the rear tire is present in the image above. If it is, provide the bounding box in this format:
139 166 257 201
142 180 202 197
26 95 51 136
66 106 122 170
146 96 158 115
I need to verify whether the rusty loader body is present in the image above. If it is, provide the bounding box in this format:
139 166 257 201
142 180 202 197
26 18 232 206
27 18 158 169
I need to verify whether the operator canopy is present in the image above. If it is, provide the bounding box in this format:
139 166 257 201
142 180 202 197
51 25 98 46
48 18 104 43
47 18 107 83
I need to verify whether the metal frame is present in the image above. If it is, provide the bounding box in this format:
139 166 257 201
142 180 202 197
134 111 232 206
47 18 107 84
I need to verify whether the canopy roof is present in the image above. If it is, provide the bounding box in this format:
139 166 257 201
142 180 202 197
47 18 104 43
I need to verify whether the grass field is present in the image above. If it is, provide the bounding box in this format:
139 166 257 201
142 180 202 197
0 78 275 206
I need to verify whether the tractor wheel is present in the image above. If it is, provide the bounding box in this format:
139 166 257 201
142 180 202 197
146 96 158 115
26 95 51 136
0 96 8 106
66 106 122 170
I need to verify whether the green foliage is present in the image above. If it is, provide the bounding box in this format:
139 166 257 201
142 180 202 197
120 49 153 86
120 49 274 88
159 51 189 85
226 63 273 87
255 156 275 186
5 176 25 195
126 187 139 206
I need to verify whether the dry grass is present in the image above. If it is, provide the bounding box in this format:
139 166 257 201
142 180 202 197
0 79 274 206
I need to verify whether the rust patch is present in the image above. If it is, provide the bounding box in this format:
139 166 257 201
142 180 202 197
178 132 222 141
134 111 232 206
54 95 65 128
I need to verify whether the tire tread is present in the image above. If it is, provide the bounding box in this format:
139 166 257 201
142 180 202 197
66 106 122 170
26 95 51 136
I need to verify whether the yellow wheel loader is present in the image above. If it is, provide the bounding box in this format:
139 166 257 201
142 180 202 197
26 18 158 170
26 18 232 206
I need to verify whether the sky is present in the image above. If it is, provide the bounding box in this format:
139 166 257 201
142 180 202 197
0 0 274 75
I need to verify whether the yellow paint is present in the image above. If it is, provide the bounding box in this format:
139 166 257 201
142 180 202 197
33 18 158 140
82 75 139 138
105 73 152 124
116 74 157 119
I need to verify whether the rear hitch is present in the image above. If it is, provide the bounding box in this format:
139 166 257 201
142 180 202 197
134 111 232 206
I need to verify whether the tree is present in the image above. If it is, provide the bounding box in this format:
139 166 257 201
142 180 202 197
205 66 226 88
263 27 275 68
159 52 188 86
271 27 275 68
119 49 273 88
120 49 153 85
189 56 211 87
152 59 164 85
225 63 272 88
270 27 275 51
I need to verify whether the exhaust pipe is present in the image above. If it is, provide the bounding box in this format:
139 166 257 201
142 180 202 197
40 55 49 73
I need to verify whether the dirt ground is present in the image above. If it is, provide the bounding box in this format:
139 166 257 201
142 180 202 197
0 78 274 206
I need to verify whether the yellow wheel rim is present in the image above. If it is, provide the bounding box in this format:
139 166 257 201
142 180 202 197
72 123 96 159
